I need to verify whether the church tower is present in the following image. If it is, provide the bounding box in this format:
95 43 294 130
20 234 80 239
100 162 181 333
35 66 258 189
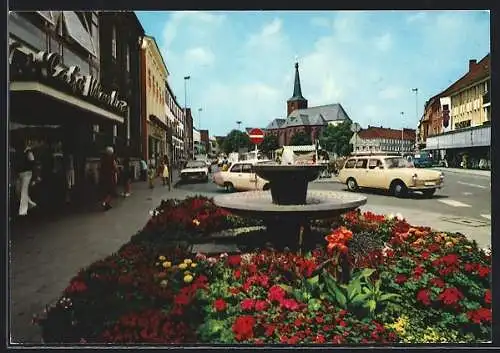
286 61 308 116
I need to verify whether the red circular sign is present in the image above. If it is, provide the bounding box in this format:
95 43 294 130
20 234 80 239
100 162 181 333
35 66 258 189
248 128 265 144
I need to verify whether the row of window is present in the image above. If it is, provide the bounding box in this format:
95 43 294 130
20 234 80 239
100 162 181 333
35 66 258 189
453 80 489 105
345 158 383 169
356 145 410 152
111 25 130 71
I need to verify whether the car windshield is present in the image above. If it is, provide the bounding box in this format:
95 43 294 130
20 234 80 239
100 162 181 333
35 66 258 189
186 161 206 168
385 157 414 169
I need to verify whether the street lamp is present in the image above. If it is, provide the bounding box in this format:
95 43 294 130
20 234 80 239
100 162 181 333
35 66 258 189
400 112 405 155
412 88 418 152
236 120 242 153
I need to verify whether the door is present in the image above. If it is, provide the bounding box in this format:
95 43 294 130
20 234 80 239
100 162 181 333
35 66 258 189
366 158 386 189
354 158 369 186
228 163 244 190
240 163 256 190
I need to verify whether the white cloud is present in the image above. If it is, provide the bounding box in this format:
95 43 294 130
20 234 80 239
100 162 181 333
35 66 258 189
184 47 215 66
310 17 331 28
247 18 283 48
374 33 393 52
406 11 427 23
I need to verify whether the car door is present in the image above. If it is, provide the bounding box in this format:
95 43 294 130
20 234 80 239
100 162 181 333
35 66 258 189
240 163 256 190
354 158 369 186
228 163 244 190
366 158 386 189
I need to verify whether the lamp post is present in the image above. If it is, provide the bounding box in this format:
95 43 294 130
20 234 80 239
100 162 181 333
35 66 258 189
412 88 418 153
183 76 190 163
400 112 405 155
236 120 242 153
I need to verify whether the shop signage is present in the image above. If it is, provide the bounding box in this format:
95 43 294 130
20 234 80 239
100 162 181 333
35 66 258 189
10 45 128 115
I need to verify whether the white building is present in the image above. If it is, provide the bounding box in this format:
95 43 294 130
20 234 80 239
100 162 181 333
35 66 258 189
350 126 416 154
165 81 185 164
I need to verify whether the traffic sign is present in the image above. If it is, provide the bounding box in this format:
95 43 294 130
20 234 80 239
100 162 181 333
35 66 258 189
248 128 265 145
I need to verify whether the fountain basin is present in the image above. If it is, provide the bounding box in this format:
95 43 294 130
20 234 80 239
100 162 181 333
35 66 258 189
253 164 325 205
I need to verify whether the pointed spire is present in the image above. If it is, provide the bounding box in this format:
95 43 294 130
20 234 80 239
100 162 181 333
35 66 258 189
289 60 306 102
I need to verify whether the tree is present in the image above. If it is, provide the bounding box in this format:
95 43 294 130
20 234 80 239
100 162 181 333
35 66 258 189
222 129 252 154
259 134 280 157
319 121 354 157
289 131 312 146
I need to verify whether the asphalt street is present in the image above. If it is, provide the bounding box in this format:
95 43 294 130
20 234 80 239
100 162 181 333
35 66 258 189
176 169 491 222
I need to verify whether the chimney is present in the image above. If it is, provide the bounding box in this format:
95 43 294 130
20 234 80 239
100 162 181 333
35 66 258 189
469 59 477 71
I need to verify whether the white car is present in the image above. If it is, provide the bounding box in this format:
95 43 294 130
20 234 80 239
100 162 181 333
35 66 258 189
213 161 271 192
180 160 209 182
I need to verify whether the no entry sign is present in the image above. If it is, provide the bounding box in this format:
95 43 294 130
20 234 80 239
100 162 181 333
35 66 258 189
248 128 265 145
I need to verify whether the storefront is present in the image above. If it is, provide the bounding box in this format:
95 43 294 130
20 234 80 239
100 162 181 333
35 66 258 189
9 42 128 212
147 115 167 166
424 125 490 169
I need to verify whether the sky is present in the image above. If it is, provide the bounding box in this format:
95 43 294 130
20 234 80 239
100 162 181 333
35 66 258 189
135 10 490 137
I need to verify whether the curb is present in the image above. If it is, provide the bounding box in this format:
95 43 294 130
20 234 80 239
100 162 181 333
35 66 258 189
432 168 490 178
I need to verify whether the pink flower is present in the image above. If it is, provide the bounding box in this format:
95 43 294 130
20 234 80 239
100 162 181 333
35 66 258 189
268 285 286 303
240 298 255 311
255 300 269 311
281 299 299 311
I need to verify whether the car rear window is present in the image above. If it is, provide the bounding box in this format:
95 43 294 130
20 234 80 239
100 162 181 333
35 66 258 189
356 159 368 169
344 159 356 169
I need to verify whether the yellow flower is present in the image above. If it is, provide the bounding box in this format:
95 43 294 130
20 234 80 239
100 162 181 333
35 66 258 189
184 259 193 265
191 263 197 268
178 263 188 270
183 274 193 283
158 255 166 261
162 261 172 269
160 279 168 288
192 219 200 226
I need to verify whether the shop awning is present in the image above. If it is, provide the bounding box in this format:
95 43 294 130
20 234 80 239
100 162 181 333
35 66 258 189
10 81 125 124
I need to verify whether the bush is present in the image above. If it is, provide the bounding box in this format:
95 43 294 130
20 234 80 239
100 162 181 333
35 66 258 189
33 197 491 344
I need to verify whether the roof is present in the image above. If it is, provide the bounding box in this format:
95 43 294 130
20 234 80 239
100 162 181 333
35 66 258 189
358 126 416 141
265 118 286 130
282 103 351 128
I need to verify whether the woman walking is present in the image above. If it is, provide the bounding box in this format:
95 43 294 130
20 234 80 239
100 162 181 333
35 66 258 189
99 146 118 211
161 157 170 190
121 156 132 197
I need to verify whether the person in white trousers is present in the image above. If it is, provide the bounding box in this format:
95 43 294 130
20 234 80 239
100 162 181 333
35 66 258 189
17 146 37 216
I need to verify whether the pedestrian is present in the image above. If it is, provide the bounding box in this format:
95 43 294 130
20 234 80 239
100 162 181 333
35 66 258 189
148 162 156 189
161 159 170 190
15 139 37 216
99 146 118 211
140 159 148 181
121 156 132 197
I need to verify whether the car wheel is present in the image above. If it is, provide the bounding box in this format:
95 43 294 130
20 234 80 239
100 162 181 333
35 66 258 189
263 183 270 191
224 182 235 192
346 178 358 192
422 188 436 198
391 180 408 198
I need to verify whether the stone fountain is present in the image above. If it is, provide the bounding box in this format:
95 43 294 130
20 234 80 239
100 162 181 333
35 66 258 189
213 150 367 250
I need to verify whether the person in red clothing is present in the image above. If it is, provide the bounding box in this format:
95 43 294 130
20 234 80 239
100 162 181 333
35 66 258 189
99 146 118 211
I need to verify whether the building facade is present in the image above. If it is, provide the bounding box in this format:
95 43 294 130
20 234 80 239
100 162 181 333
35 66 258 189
139 35 168 164
200 129 210 155
165 81 185 166
98 11 144 167
423 54 490 168
265 62 352 147
184 108 194 159
9 11 128 208
350 126 416 154
193 128 202 155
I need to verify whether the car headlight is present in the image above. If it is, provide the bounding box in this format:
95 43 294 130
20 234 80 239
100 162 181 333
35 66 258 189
440 172 444 181
412 173 418 185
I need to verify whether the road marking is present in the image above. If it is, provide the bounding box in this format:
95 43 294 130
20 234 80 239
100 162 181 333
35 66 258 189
462 192 473 196
457 181 489 189
437 199 472 208
481 214 491 220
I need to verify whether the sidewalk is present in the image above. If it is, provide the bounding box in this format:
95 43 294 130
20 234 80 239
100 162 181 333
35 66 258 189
432 167 490 178
359 203 491 249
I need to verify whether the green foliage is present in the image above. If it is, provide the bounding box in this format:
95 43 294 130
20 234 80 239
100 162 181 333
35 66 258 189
289 131 312 146
222 129 253 154
319 121 354 156
259 134 280 156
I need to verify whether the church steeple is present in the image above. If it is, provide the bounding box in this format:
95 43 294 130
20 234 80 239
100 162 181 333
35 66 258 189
287 60 308 116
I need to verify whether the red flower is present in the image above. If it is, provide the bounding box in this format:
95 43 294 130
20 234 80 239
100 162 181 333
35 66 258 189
413 266 425 279
325 226 353 254
255 300 269 311
438 287 464 305
338 320 347 327
232 315 256 341
230 287 240 295
65 280 88 294
427 243 440 253
429 277 445 288
395 274 407 285
477 265 490 278
258 275 270 288
467 307 492 324
416 288 432 306
421 251 430 260
441 254 459 266
247 264 257 274
264 324 276 337
227 255 241 267
240 298 255 311
484 289 492 305
268 285 286 303
281 298 299 311
464 263 477 272
213 299 227 312
315 334 326 343
315 316 324 324
234 269 241 280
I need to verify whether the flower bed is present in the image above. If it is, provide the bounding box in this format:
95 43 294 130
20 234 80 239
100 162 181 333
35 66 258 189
34 197 491 344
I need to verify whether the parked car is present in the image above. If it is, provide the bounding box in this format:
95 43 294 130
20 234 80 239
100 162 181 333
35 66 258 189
213 161 271 192
413 152 434 168
180 160 209 183
337 154 444 198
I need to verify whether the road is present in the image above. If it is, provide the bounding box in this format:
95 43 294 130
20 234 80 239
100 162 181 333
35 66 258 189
176 169 491 222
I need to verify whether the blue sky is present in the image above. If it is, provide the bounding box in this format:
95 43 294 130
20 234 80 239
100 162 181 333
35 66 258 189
136 10 490 137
